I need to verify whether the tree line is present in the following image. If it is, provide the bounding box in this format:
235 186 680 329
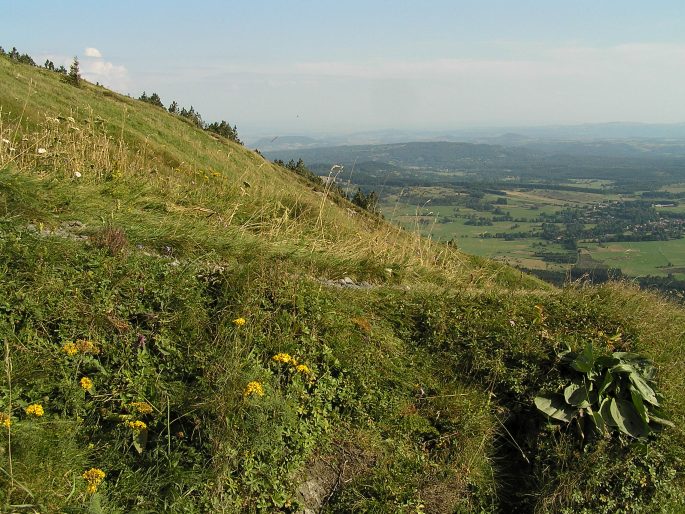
273 159 379 214
1 44 241 144
138 91 241 144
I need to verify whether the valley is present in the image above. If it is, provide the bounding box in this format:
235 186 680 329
268 141 685 294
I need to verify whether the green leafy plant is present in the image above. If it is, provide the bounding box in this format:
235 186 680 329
535 342 673 439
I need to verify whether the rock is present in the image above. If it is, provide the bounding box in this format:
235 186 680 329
295 460 338 514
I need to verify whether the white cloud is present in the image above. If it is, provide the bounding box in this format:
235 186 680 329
81 57 129 91
78 49 130 91
84 47 102 58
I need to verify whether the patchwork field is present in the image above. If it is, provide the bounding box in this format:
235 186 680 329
382 182 685 281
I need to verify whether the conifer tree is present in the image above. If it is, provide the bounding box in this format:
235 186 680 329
168 101 179 114
67 56 81 86
148 92 164 108
18 53 35 66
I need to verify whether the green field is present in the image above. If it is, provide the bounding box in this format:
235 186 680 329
581 240 685 278
382 184 685 279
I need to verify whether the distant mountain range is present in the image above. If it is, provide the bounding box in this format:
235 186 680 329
249 122 685 154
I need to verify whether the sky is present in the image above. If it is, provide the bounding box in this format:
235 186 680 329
4 1 685 136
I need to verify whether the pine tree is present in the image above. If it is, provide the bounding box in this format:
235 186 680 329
148 92 164 108
168 101 179 114
18 53 35 66
205 120 242 144
67 56 81 86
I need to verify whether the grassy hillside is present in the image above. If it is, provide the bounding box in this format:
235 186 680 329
0 55 684 513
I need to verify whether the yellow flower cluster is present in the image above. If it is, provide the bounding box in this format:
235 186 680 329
272 353 297 365
25 404 44 417
244 381 265 398
62 342 78 356
0 413 11 428
233 317 246 326
295 364 312 375
82 468 106 494
272 353 315 378
126 420 148 432
129 402 153 415
80 377 94 391
62 339 100 356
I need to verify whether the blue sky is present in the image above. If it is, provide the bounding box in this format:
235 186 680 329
5 1 685 135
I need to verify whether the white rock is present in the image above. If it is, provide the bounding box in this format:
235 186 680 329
37 148 47 154
73 171 82 178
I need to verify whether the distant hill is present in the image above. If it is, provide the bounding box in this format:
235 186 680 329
251 134 330 152
266 139 685 189
266 141 535 169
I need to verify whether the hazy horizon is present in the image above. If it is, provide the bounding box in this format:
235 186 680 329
6 1 685 134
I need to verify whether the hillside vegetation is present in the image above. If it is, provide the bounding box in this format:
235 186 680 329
0 55 684 513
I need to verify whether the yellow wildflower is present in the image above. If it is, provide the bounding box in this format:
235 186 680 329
62 342 78 356
244 381 265 398
25 404 44 417
272 353 296 365
80 377 94 391
295 364 312 375
233 317 246 327
82 468 105 494
125 420 148 432
0 413 11 428
129 402 153 415
75 339 100 354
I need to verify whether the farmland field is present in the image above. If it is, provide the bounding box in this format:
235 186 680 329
381 182 685 282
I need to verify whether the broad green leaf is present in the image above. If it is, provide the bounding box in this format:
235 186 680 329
534 394 575 422
600 397 616 427
564 379 591 408
611 363 636 374
595 355 620 370
597 371 614 396
615 353 655 377
133 428 148 454
609 398 649 439
630 387 649 424
612 352 641 360
649 414 675 428
570 342 595 373
629 372 659 406
587 405 606 434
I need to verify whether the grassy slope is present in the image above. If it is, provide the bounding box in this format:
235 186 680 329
0 57 683 513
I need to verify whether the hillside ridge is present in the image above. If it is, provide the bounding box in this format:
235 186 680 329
0 54 684 513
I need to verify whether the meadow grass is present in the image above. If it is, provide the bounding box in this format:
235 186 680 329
0 55 684 513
